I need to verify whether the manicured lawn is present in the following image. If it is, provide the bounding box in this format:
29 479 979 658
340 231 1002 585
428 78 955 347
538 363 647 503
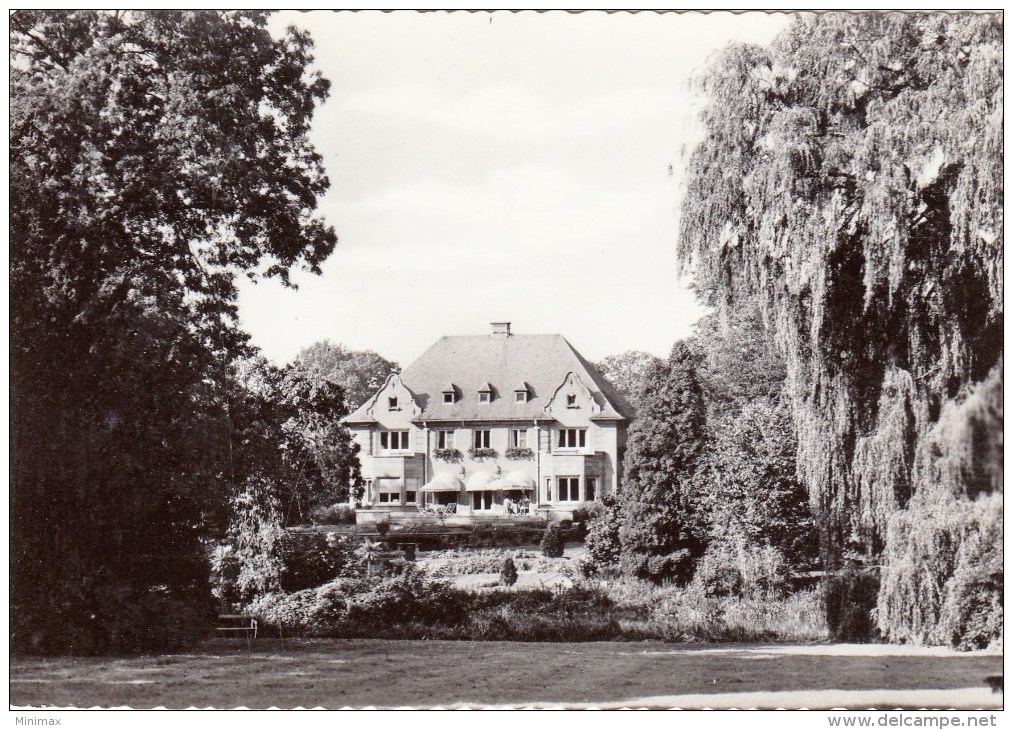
11 640 1002 709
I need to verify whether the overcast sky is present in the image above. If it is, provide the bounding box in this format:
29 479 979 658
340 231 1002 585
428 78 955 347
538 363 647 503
237 10 790 366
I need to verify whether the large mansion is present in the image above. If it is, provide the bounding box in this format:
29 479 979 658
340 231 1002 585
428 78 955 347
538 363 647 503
344 323 633 519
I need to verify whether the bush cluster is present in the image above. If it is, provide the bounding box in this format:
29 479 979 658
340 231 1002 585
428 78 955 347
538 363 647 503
584 495 623 567
419 549 535 576
540 523 565 558
279 532 357 592
691 540 790 599
250 569 468 636
344 570 469 627
310 504 357 525
247 569 827 644
500 557 518 587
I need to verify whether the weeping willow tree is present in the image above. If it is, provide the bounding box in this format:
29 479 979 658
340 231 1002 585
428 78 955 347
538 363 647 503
678 13 1001 644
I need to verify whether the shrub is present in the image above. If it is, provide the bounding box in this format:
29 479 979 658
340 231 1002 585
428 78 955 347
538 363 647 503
395 519 429 535
420 549 540 577
500 557 518 586
621 549 696 586
248 576 376 635
466 584 621 641
345 569 469 627
571 501 603 525
279 532 357 592
692 540 790 599
310 504 357 525
540 523 565 558
250 570 469 636
585 495 623 568
571 501 604 539
375 520 391 536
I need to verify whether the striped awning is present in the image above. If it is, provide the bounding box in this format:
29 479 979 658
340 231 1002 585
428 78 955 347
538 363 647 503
500 470 536 491
419 472 463 493
490 471 536 491
465 471 497 492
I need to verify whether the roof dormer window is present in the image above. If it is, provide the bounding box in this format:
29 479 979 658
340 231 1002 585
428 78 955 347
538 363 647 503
478 382 494 404
441 383 457 405
514 381 530 403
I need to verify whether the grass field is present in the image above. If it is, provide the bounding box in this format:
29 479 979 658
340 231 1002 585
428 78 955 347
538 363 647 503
11 640 1002 709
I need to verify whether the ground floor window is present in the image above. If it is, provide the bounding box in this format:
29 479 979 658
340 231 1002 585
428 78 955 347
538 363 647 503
585 477 598 501
405 490 417 504
376 477 401 505
544 478 552 503
557 476 580 503
472 491 493 511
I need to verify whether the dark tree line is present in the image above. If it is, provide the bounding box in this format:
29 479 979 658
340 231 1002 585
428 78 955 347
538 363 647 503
589 305 819 588
10 10 353 653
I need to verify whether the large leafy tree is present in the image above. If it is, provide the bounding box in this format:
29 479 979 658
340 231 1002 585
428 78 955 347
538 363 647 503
618 342 709 583
10 10 336 653
678 13 1001 643
696 399 820 571
290 340 400 410
234 357 363 524
690 304 819 573
594 350 662 418
691 306 787 422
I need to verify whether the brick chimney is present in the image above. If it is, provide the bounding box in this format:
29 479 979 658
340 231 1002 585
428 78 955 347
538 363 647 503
491 321 511 338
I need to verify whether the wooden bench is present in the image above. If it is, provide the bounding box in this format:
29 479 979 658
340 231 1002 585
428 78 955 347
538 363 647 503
217 614 257 648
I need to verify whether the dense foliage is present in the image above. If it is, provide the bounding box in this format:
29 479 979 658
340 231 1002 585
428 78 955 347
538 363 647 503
290 340 400 410
696 399 820 572
678 13 1001 644
594 350 663 418
234 357 362 524
585 308 818 589
584 495 623 568
618 343 709 583
500 557 519 587
692 307 787 421
540 523 565 558
247 564 826 644
10 10 335 653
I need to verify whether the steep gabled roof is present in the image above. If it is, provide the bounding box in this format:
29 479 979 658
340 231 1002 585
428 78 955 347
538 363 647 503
345 333 634 423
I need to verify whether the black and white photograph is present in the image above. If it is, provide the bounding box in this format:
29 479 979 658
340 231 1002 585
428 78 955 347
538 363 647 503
9 8 1003 714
